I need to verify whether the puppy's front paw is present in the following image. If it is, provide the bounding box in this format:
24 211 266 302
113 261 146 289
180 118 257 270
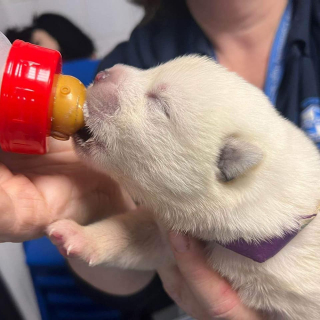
47 220 99 266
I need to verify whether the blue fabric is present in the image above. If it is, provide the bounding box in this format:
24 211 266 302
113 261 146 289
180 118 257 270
263 0 293 105
97 0 320 132
24 238 168 320
24 238 121 320
62 59 100 87
24 237 65 266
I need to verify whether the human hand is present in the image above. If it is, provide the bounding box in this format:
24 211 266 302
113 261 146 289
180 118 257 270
158 233 264 320
0 138 135 242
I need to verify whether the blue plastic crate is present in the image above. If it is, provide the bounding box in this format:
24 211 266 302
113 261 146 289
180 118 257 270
24 237 121 320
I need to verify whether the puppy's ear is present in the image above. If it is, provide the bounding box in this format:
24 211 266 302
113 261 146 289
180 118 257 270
217 137 263 182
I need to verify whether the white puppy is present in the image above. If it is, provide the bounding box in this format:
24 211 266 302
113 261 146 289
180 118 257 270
48 56 320 319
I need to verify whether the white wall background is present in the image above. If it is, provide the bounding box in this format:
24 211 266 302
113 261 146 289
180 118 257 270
0 243 41 320
0 0 144 58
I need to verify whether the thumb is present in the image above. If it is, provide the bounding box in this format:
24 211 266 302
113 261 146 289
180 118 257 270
168 232 263 320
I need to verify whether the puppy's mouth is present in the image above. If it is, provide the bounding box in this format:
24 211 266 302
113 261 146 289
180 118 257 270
74 126 93 143
73 124 107 158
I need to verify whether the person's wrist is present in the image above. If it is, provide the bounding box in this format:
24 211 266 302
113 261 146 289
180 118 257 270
68 258 156 295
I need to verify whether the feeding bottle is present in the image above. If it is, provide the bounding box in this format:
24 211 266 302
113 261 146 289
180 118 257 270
0 32 86 155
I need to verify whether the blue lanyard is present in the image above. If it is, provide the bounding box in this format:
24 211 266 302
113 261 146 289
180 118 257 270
210 0 292 105
264 0 292 105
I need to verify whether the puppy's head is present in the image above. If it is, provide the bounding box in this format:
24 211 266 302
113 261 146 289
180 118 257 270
74 56 265 215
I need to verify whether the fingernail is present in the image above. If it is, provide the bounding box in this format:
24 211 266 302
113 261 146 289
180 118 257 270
169 232 190 253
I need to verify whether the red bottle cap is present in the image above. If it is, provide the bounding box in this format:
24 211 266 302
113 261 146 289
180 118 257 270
0 40 62 154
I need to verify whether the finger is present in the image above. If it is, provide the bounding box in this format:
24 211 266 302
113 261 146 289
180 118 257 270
0 163 14 183
157 264 208 319
0 174 50 242
169 232 262 319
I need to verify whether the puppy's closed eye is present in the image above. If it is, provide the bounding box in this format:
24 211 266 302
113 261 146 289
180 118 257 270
147 92 170 119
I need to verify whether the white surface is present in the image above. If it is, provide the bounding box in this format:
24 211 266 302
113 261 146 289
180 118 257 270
0 243 41 320
0 31 11 88
0 0 144 58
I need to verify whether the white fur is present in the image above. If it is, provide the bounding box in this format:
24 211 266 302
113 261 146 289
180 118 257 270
50 56 320 319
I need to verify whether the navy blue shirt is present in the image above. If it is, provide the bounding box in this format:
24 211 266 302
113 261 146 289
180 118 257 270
98 0 320 147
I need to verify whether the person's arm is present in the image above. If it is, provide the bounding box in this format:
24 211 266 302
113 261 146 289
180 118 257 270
68 260 174 319
69 260 155 296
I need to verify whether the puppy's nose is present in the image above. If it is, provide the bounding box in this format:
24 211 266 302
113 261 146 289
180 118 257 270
94 66 124 85
94 70 110 83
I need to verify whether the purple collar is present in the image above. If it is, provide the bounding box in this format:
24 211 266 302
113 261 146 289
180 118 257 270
218 213 318 263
